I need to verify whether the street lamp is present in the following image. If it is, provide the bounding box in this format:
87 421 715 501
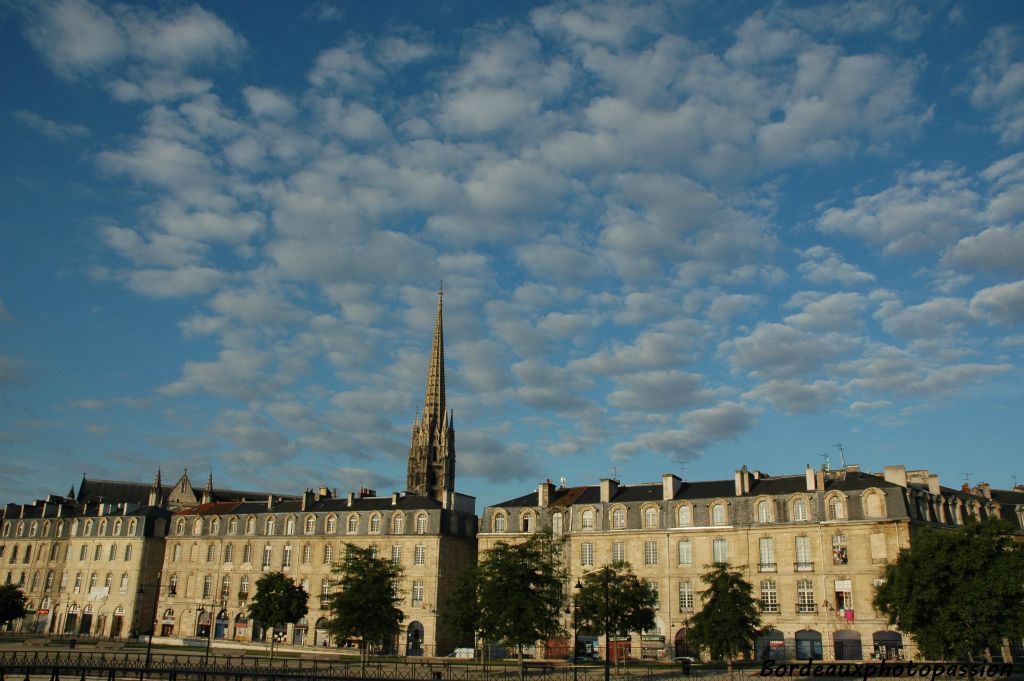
138 571 162 679
575 566 611 681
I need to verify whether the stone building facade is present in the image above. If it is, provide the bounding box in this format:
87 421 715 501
480 464 1024 663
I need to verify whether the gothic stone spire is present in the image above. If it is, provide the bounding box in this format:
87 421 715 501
407 288 455 501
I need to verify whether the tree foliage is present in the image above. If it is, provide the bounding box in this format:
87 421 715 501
874 520 1024 661
325 544 404 662
0 584 29 626
688 563 762 664
476 533 566 657
441 563 481 647
247 571 309 660
573 562 657 638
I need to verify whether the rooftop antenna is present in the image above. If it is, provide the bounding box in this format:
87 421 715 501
612 466 619 480
962 472 973 487
832 443 847 468
818 452 830 471
679 461 687 481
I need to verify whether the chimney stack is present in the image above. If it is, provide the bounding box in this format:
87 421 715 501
805 465 816 491
599 478 618 503
662 473 681 501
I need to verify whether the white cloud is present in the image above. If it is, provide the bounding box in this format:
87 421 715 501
797 245 876 286
970 280 1024 325
723 322 859 380
243 87 296 120
742 379 840 414
784 292 866 332
613 401 757 461
874 297 975 339
571 320 705 375
607 370 712 412
125 266 228 298
943 225 1024 275
24 0 126 78
969 26 1024 144
13 110 89 140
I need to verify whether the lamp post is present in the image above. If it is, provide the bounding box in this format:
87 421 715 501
575 566 611 681
138 571 161 679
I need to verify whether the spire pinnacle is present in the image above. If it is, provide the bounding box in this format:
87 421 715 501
422 289 445 425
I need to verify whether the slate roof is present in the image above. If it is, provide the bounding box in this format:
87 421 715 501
172 494 448 515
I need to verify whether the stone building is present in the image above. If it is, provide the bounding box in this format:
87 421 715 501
480 464 1024 663
149 289 477 656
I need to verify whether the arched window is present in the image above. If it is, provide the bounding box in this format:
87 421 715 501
862 492 884 518
415 514 428 534
393 514 405 534
265 517 276 535
112 519 122 535
210 518 220 534
612 508 626 529
677 505 692 527
793 499 809 522
285 517 296 535
711 503 726 526
644 507 658 529
172 544 182 562
176 519 186 535
304 516 316 534
84 520 93 535
757 500 772 523
346 515 359 533
552 513 563 535
193 518 203 535
369 515 381 533
99 520 107 535
71 520 79 537
246 517 256 534
229 517 238 534
827 496 845 520
521 513 533 533
29 522 38 537
127 519 137 535
326 515 337 533
581 509 594 530
493 513 507 533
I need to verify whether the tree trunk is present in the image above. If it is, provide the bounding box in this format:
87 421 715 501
269 633 275 664
360 640 368 676
519 645 526 681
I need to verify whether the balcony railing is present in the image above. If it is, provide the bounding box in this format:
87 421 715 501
795 561 814 572
758 562 777 572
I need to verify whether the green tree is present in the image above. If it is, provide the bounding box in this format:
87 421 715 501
247 572 309 662
440 563 481 650
574 562 657 661
476 533 565 674
688 563 762 670
325 544 404 670
874 519 1024 661
0 584 29 628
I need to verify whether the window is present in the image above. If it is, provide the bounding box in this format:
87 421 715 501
305 516 315 534
1 523 8 538
246 517 256 534
16 523 25 538
828 496 844 520
326 516 337 533
127 519 137 535
202 575 212 599
757 500 772 523
89 573 97 589
392 515 404 534
229 518 238 534
347 515 358 533
211 518 220 534
414 545 425 566
793 499 808 522
391 545 402 565
193 519 202 536
760 579 778 613
797 579 816 613
243 544 253 564
59 572 67 591
239 576 249 598
108 545 117 561
678 540 692 566
45 571 55 591
23 546 31 563
612 508 625 529
50 544 59 561
643 541 658 565
581 543 594 567
94 545 102 560
118 573 128 591
411 580 424 607
112 520 121 535
190 544 198 562
71 520 79 537
644 507 658 528
552 513 563 535
172 544 181 562
324 545 334 564
123 545 132 561
795 536 812 570
265 517 276 535
521 513 533 532
834 579 853 612
221 576 231 600
321 578 331 596
493 513 506 532
74 573 82 592
285 517 295 535
581 509 594 530
612 541 625 563
262 545 272 568
79 545 87 561
168 574 178 596
711 503 726 526
679 580 694 612
712 538 727 563
224 544 234 563
30 522 38 538
370 515 381 533
103 573 112 588
759 537 776 571
206 545 215 563
870 533 887 563
832 534 848 565
283 545 293 567
415 514 428 534
302 544 312 564
863 492 885 518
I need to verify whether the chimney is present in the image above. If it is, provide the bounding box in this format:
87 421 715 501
537 480 555 508
845 464 861 473
391 492 399 506
346 492 354 507
805 465 816 491
20 504 25 519
977 483 992 499
927 474 940 496
961 483 971 494
735 466 752 496
57 504 62 518
599 478 618 503
41 502 49 518
662 473 681 501
318 485 330 500
816 467 826 491
883 465 908 488
266 495 274 510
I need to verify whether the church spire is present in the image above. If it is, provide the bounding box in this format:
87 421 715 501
407 288 456 502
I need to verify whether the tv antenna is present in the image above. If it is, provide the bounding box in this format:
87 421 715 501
961 472 972 487
679 461 687 481
817 452 830 471
832 443 847 468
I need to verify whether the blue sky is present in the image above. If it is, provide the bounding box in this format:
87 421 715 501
2 0 1024 508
